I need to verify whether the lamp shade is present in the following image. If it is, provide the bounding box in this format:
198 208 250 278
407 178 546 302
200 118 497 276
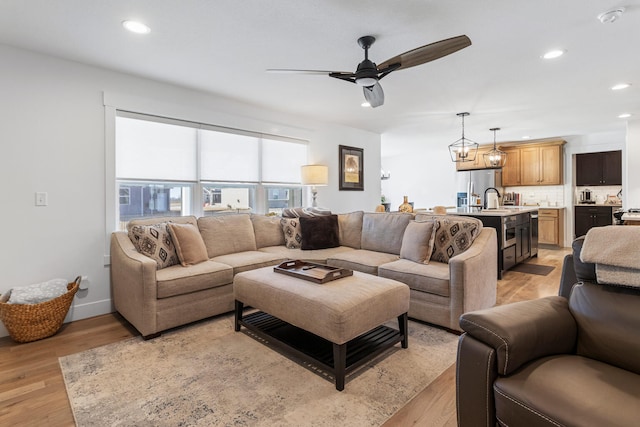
301 165 328 186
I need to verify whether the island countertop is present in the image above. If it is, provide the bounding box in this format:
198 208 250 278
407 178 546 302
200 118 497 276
447 206 542 217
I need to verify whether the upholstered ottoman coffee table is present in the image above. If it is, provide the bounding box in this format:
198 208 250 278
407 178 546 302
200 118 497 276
233 265 410 391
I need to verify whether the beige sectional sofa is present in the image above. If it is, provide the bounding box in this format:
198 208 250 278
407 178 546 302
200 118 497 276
110 211 497 338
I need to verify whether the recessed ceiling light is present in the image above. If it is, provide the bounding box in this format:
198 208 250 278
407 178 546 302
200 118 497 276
122 20 150 34
618 113 632 119
522 136 531 140
361 102 371 108
611 83 631 91
542 50 565 60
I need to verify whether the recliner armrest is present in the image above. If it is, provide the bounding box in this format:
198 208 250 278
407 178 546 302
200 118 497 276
459 296 577 375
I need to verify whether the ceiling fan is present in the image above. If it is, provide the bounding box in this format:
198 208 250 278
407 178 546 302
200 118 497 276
268 35 471 108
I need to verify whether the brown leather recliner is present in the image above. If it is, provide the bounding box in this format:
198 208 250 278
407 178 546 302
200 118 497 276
456 235 640 426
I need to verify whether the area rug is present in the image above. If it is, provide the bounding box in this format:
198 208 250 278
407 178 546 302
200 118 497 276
510 263 555 276
59 314 458 427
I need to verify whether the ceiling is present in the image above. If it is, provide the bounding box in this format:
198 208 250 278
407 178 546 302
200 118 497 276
1 1 638 150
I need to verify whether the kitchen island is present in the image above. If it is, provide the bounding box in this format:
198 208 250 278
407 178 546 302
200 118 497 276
447 206 540 278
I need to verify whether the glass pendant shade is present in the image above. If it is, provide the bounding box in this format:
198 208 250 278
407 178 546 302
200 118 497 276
449 112 479 162
483 127 507 168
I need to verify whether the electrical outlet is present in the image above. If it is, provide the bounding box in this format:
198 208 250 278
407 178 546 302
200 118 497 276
35 192 48 206
79 275 89 290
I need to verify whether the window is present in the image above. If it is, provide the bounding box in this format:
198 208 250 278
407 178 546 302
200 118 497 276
114 112 307 230
119 187 130 205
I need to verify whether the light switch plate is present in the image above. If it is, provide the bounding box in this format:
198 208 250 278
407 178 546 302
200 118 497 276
35 192 48 206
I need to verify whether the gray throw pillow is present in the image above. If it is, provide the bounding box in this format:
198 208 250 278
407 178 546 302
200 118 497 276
400 220 437 264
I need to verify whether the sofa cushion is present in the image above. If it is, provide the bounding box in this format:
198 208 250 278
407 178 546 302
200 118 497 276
280 218 302 249
167 223 209 266
197 214 257 258
400 220 436 264
337 211 363 249
430 216 482 263
494 355 640 427
212 251 284 275
361 212 413 255
251 214 286 248
155 260 233 299
570 281 640 375
258 245 355 262
128 223 179 270
378 259 450 297
127 215 198 231
299 215 340 250
327 249 399 275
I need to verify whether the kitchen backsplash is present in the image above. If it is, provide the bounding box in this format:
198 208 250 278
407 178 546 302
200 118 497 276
575 185 622 205
503 185 564 206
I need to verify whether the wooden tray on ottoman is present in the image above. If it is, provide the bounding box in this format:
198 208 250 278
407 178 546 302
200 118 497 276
274 260 353 284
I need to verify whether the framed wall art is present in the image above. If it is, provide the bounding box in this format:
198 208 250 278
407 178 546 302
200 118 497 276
339 145 364 191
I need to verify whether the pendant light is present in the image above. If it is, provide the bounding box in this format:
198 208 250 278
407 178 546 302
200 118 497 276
448 112 479 163
483 127 507 168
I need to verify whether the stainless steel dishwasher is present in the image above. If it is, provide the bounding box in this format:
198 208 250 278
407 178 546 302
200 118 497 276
530 211 538 257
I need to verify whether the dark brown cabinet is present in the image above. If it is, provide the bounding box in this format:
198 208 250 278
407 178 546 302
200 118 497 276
574 206 613 237
576 151 622 186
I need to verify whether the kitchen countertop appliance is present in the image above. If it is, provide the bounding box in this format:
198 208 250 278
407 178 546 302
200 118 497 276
579 188 594 204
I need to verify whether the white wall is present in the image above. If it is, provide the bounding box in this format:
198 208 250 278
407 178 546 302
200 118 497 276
625 119 640 208
0 44 380 337
381 133 458 211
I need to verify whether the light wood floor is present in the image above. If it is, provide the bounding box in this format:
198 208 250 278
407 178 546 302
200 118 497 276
0 247 570 427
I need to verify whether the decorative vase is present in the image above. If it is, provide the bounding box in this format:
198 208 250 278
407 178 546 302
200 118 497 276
398 196 413 213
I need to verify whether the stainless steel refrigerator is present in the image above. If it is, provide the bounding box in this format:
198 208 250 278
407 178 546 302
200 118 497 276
456 169 502 208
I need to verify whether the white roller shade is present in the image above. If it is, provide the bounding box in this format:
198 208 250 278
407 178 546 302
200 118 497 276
262 138 307 183
116 116 197 181
200 129 260 182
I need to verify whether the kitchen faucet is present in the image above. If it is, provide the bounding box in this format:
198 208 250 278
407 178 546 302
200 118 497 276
484 187 501 209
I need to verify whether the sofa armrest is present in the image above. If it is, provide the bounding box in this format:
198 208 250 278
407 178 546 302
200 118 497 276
448 228 497 330
459 296 577 375
456 334 498 427
110 231 159 336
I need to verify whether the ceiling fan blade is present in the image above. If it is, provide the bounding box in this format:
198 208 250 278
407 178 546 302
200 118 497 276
377 35 471 71
363 83 384 108
266 69 348 75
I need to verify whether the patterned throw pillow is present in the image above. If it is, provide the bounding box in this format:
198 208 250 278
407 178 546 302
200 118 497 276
430 217 481 263
128 223 179 270
280 218 302 249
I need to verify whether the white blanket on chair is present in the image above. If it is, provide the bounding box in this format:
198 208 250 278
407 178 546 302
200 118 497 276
581 226 640 287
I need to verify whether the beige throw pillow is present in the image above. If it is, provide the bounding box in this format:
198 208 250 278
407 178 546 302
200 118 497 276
400 220 437 264
167 223 209 266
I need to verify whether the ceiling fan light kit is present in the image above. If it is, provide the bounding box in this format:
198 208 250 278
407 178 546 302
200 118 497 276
483 127 507 168
449 112 479 163
270 34 471 108
598 8 624 24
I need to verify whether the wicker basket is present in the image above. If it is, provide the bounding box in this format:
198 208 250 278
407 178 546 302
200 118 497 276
0 276 81 343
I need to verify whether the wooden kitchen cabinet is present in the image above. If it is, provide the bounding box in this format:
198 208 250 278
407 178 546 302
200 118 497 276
539 208 564 245
500 140 564 187
576 150 622 186
500 147 521 186
574 206 612 238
